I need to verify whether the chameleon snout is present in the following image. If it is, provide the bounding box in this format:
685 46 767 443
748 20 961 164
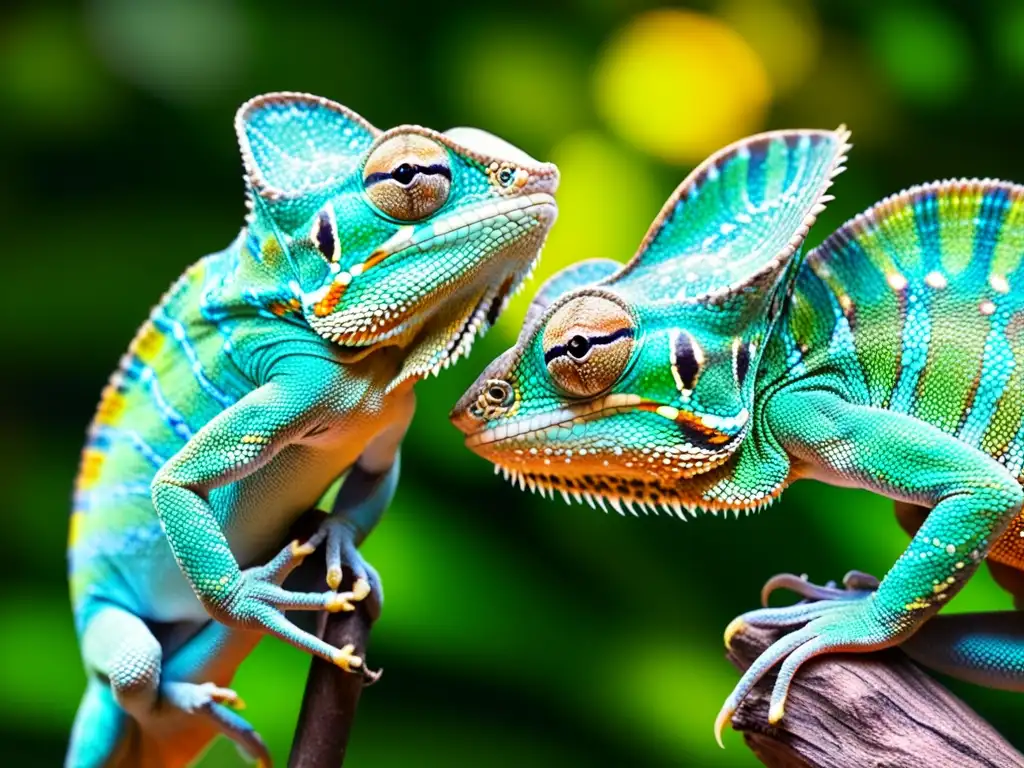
450 377 514 435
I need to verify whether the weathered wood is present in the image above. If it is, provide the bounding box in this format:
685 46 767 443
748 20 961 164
726 624 1024 768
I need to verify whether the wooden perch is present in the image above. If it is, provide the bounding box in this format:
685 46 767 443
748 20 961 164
725 624 1024 768
285 494 381 768
287 572 376 768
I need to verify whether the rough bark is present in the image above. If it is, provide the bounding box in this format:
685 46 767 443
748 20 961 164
725 624 1024 768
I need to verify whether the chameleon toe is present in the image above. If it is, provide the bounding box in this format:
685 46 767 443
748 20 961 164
713 703 734 749
333 643 363 672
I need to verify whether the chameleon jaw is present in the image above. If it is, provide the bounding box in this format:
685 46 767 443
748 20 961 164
489 462 780 520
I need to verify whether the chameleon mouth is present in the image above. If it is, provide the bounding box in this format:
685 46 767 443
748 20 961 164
465 393 749 453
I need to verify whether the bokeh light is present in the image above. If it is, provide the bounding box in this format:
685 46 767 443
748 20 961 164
869 5 973 106
717 0 821 96
442 17 589 151
0 8 117 134
86 0 249 104
593 9 771 164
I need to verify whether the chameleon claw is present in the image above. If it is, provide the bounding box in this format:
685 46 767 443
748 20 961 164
768 700 785 725
724 616 747 650
290 539 316 559
333 643 363 672
714 703 734 748
351 577 370 601
326 565 343 591
325 579 370 612
204 684 246 710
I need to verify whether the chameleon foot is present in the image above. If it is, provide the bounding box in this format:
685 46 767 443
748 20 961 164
333 643 363 672
163 681 270 766
315 517 383 621
717 572 893 747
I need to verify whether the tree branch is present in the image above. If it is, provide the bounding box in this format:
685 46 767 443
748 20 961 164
725 623 1024 768
287 573 377 768
285 488 382 768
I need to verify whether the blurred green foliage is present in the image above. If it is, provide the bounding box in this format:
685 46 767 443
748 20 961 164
2 0 1023 764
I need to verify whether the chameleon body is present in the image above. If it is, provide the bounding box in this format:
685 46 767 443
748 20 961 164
451 127 1024 744
67 92 558 767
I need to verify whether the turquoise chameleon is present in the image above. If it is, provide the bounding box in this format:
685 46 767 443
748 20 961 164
67 91 558 767
451 126 1024 745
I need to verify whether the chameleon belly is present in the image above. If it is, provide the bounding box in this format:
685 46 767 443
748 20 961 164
773 180 1024 569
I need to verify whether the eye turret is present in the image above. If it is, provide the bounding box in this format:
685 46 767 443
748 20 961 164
542 296 635 398
363 135 452 221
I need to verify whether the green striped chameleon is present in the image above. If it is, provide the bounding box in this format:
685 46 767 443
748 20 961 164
451 126 1024 744
67 92 558 767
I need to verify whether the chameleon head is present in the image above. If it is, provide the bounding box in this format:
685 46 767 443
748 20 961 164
451 281 757 511
451 126 852 513
236 92 558 385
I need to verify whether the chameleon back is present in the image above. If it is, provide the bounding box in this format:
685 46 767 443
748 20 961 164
767 179 1024 566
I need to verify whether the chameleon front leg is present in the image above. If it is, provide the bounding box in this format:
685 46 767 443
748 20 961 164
717 389 1024 742
316 391 413 620
152 378 362 668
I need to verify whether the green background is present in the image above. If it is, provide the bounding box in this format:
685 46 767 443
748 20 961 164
2 0 1022 765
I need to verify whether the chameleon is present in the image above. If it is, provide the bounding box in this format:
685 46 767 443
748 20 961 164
66 91 558 767
450 126 1024 746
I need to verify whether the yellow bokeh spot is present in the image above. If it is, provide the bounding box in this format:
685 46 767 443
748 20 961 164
717 0 821 96
594 9 771 165
493 132 661 343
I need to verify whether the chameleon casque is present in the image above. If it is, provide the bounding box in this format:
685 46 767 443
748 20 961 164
67 92 558 767
451 126 1024 744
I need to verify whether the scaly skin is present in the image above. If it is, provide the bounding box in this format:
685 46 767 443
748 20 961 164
451 128 1024 746
67 92 558 767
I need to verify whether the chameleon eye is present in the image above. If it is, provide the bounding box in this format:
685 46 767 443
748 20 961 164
363 134 452 221
542 295 635 398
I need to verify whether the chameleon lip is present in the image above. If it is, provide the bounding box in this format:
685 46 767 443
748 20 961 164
464 393 748 448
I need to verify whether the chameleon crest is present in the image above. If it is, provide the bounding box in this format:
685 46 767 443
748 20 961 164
453 127 850 510
237 92 558 386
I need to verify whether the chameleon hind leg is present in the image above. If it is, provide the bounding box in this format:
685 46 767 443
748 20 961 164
893 500 1024 690
77 604 268 767
716 390 1024 743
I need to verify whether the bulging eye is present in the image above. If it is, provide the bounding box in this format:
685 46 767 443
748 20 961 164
542 296 635 398
363 135 452 221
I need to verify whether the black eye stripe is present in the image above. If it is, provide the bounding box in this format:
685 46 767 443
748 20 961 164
544 327 633 364
674 332 701 390
364 163 452 186
735 341 750 385
313 210 336 261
